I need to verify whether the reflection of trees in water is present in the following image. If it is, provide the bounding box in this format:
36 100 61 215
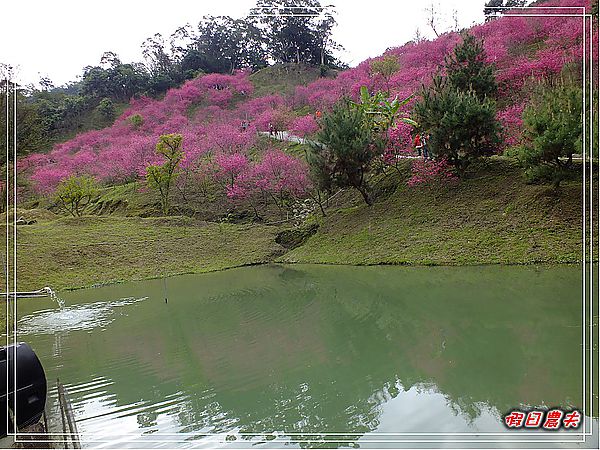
36 264 582 445
320 265 582 417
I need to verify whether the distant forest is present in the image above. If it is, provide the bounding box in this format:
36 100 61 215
0 0 344 158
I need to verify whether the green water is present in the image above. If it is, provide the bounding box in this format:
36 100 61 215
12 264 597 447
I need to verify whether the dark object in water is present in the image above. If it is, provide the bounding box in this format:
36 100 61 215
0 343 47 436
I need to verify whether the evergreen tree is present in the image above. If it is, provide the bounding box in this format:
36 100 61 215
0 80 47 160
414 75 500 176
484 0 528 20
413 33 500 175
445 32 497 100
309 99 376 206
249 0 342 66
513 83 582 188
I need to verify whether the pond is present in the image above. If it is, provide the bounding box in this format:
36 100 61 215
12 264 597 448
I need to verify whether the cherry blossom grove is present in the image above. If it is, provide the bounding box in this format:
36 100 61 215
21 0 592 196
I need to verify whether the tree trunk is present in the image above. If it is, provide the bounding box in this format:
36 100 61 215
356 186 372 206
316 190 326 217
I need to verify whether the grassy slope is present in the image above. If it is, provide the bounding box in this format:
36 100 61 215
8 216 284 291
249 63 331 97
10 158 593 292
280 157 594 266
12 66 593 290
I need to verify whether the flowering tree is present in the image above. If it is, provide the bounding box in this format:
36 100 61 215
497 103 526 149
250 150 310 212
407 158 458 186
214 152 250 189
222 150 310 218
382 122 415 175
290 115 319 137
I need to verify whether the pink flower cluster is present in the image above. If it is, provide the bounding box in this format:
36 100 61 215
290 114 319 137
289 0 586 131
497 103 527 149
214 152 250 187
407 158 458 187
213 149 310 200
383 122 415 164
20 71 271 193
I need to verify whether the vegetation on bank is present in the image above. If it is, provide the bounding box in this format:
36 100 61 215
6 157 596 291
281 157 593 266
8 216 284 291
1 0 597 293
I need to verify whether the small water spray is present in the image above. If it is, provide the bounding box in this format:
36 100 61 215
42 287 65 309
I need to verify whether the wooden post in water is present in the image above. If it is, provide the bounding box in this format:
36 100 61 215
57 379 80 449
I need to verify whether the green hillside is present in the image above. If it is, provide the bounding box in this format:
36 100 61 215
280 157 592 266
9 157 594 291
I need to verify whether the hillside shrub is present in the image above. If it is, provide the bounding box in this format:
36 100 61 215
54 175 97 217
129 113 144 128
96 98 116 121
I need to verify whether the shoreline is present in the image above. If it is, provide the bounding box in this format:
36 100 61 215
8 159 594 293
45 258 591 293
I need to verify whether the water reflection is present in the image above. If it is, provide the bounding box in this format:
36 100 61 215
14 264 594 448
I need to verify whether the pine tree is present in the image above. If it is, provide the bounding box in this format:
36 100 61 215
309 100 376 205
413 33 500 175
414 75 500 176
444 32 497 100
514 83 582 188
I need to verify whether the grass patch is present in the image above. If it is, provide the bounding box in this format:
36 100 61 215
280 157 596 266
6 216 285 291
250 63 329 97
8 158 593 292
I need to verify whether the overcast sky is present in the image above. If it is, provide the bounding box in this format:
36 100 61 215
1 0 485 87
